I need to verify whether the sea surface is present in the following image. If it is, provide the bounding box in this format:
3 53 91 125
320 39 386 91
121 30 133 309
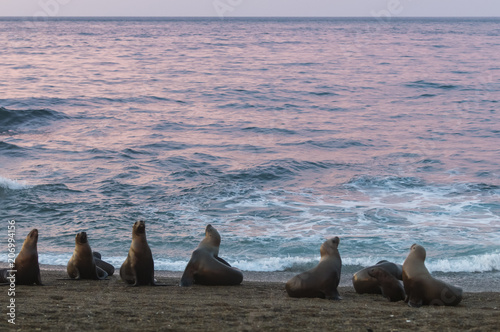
0 17 499 291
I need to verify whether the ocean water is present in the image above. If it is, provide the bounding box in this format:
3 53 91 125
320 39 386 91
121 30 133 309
0 17 499 290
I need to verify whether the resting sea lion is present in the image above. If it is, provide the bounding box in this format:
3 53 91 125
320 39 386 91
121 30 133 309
13 229 42 285
67 232 108 280
180 224 243 287
368 266 406 302
93 251 115 276
402 244 463 307
352 260 402 294
0 269 11 283
285 237 342 300
120 220 156 286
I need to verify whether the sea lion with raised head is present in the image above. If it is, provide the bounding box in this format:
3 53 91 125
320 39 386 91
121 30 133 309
12 229 43 285
285 237 342 300
120 220 156 286
180 224 243 287
352 260 403 294
402 244 462 307
368 266 406 302
67 232 108 280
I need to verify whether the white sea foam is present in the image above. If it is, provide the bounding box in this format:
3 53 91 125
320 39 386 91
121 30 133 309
232 256 316 272
0 176 32 190
38 253 73 266
1 252 498 273
426 252 500 273
344 252 500 273
232 253 500 273
35 254 189 272
342 256 404 267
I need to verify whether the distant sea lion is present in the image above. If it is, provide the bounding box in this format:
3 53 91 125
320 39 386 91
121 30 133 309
368 266 406 302
67 232 108 280
402 244 463 307
180 224 243 287
285 237 342 300
5 229 42 285
120 220 156 286
352 260 403 295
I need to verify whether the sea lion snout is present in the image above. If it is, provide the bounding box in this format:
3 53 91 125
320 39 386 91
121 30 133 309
320 236 340 256
133 220 146 234
29 229 39 240
76 232 88 243
408 244 426 259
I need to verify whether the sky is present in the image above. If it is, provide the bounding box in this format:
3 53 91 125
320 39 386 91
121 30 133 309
0 0 499 18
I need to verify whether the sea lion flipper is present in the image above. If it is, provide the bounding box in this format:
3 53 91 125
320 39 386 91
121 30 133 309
215 256 231 267
35 267 43 285
0 269 9 283
96 266 108 280
180 260 197 287
406 279 423 307
149 274 157 286
95 257 115 276
67 263 81 280
408 296 423 308
180 270 195 287
325 288 342 300
92 251 102 259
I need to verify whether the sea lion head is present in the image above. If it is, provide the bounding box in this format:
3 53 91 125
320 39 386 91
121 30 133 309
368 266 385 279
320 236 340 257
27 229 39 243
75 232 88 244
132 220 146 236
203 224 221 246
410 243 426 261
21 229 39 251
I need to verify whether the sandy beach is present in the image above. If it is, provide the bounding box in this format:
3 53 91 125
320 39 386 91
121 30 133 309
1 269 498 331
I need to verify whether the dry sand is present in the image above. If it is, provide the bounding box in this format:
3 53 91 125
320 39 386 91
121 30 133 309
2 270 499 331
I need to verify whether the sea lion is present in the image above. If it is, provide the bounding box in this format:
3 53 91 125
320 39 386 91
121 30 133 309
93 251 115 276
285 237 342 300
180 224 243 287
120 220 156 286
402 244 463 307
0 269 11 283
352 260 403 294
67 232 108 280
10 229 42 285
368 266 406 302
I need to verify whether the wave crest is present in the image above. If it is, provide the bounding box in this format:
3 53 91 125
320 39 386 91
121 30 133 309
0 176 32 190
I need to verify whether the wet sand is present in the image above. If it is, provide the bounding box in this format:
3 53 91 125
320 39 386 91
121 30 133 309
2 270 499 331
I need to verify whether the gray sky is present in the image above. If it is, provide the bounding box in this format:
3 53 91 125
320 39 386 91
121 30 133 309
1 0 499 17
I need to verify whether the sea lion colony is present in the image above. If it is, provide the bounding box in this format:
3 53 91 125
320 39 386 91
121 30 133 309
0 222 462 307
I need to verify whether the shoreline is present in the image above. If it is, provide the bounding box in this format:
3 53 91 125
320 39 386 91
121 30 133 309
2 263 499 292
2 270 499 331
